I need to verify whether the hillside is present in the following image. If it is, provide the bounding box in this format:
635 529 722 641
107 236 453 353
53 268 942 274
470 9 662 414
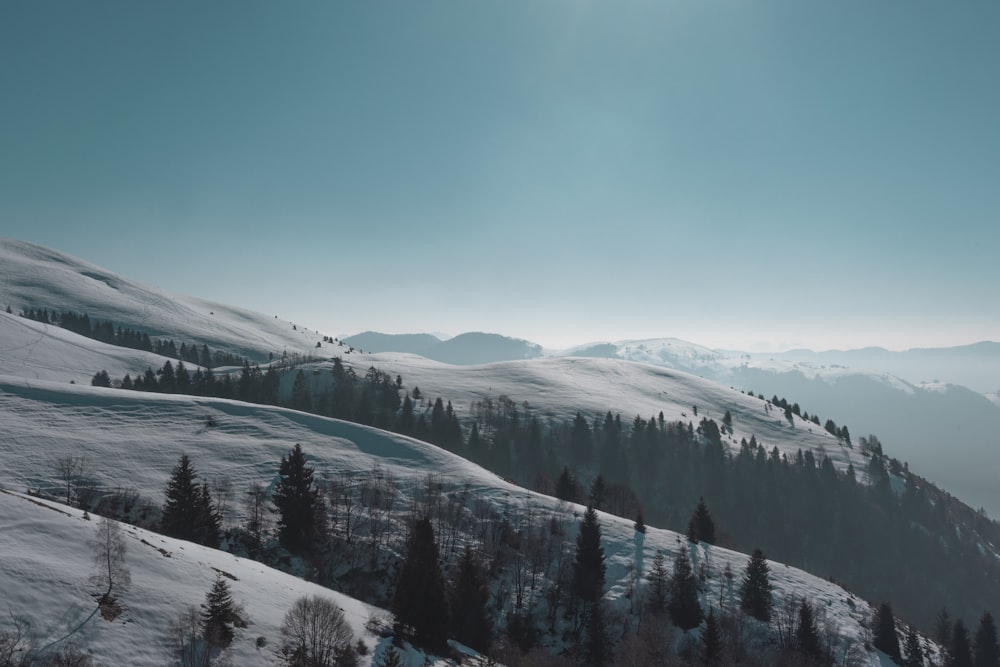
0 488 398 666
343 330 1000 519
0 238 327 363
0 376 913 666
2 238 990 665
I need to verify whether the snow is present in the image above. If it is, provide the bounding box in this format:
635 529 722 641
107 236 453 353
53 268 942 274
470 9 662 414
0 488 383 665
0 374 888 664
0 237 941 664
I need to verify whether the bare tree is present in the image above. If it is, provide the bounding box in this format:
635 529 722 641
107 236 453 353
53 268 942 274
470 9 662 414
55 455 92 507
168 605 224 667
279 595 355 667
212 477 234 531
243 481 270 555
0 612 35 666
89 516 130 605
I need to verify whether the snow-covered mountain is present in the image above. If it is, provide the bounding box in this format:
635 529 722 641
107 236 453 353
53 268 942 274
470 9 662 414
0 238 982 664
337 328 1000 519
565 337 1000 519
0 238 328 363
343 331 544 365
0 374 912 666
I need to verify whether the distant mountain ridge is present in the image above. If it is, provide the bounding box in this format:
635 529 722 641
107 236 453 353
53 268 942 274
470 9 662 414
343 330 543 365
345 331 1000 517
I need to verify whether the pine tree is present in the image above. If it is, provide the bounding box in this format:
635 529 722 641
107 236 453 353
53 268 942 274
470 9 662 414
589 475 606 511
159 360 176 393
902 625 924 667
449 546 492 653
196 481 222 548
703 608 723 665
161 455 204 543
634 509 646 534
667 547 703 631
646 551 669 616
582 599 610 667
938 609 954 646
273 444 324 553
556 466 577 502
953 619 974 667
391 517 449 651
688 497 716 544
573 506 606 605
873 602 902 663
202 575 238 648
974 612 999 667
739 549 773 622
796 599 824 661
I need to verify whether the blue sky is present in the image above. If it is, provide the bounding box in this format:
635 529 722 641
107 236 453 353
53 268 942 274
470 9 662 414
2 1 998 351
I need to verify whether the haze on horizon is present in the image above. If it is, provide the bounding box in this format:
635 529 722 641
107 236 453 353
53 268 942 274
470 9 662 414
2 2 997 354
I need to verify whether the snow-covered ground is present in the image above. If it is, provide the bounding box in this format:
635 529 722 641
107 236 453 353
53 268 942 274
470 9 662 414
0 238 942 664
0 377 904 666
0 488 389 665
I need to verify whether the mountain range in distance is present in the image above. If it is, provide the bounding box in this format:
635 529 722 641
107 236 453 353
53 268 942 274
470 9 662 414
344 330 1000 519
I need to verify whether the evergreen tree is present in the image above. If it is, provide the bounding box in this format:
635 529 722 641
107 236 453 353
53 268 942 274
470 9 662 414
634 509 646 534
589 475 606 511
196 481 222 547
953 619 974 667
667 547 703 631
391 517 449 651
646 551 669 616
202 575 239 648
739 549 773 622
556 466 577 502
159 360 176 393
291 369 312 412
273 444 324 553
449 546 492 653
902 625 924 667
581 599 610 667
873 602 902 663
702 608 723 665
938 609 955 646
574 506 606 605
687 497 716 544
399 394 415 435
796 599 824 661
975 612 999 667
571 412 592 465
175 361 191 394
161 455 216 546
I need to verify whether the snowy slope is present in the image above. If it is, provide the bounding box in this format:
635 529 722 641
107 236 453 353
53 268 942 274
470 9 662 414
0 238 331 361
0 238 948 663
0 489 390 666
0 378 910 665
340 352 870 478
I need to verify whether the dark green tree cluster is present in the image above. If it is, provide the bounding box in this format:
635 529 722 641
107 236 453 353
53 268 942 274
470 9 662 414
686 497 716 544
449 546 492 654
160 455 221 547
21 306 247 368
110 358 280 402
937 611 1000 667
873 602 902 663
739 549 773 622
667 547 703 631
273 444 325 554
391 517 450 652
202 575 241 649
